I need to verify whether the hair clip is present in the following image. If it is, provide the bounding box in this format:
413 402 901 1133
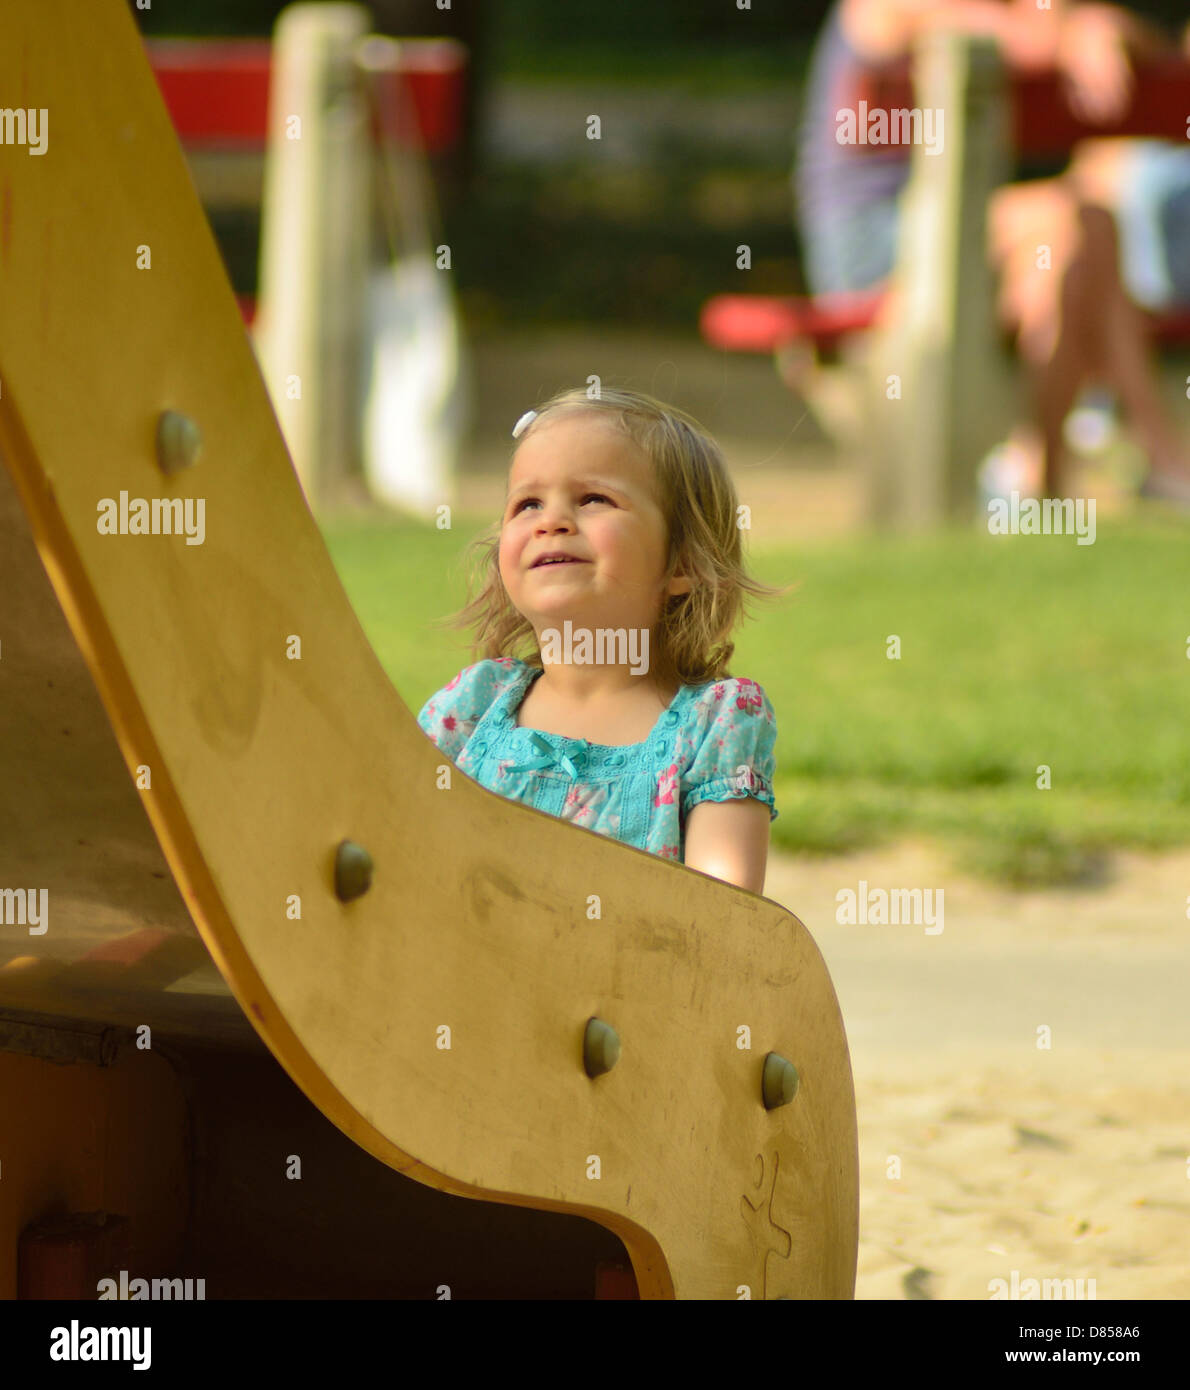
511 409 538 439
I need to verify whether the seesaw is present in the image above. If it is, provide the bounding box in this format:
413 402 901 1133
0 0 857 1299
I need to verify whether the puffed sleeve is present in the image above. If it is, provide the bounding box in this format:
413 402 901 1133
680 677 778 823
416 659 508 762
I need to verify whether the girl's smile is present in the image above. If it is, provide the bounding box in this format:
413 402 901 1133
498 409 691 699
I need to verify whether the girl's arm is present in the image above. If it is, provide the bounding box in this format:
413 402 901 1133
684 798 772 897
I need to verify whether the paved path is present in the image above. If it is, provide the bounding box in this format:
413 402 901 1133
762 840 1190 1062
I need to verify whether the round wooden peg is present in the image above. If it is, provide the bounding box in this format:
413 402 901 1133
334 840 373 902
155 410 202 474
762 1052 800 1109
583 1017 620 1077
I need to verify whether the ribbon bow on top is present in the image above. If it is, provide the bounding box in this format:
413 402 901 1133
503 731 582 779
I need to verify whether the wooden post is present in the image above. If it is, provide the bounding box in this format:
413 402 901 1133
862 32 1019 528
254 3 372 509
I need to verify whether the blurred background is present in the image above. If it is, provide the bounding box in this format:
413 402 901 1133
136 0 1190 889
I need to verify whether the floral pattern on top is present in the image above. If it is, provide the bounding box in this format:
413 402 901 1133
416 657 777 863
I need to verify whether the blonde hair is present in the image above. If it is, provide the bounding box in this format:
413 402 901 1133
433 386 796 688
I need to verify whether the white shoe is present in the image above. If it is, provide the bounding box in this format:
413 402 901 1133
978 437 1042 503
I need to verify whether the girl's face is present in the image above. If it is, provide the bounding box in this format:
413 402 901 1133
499 411 690 645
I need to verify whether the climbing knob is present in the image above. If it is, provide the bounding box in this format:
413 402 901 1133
334 840 373 902
155 410 202 474
762 1052 800 1110
583 1018 620 1077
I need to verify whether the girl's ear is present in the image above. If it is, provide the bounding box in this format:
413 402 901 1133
664 547 694 598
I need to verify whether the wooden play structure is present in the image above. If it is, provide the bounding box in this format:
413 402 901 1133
0 0 857 1299
703 36 1190 526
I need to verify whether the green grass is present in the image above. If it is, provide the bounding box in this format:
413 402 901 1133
323 507 1190 886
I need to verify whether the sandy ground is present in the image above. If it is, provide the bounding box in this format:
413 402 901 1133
762 840 1190 1300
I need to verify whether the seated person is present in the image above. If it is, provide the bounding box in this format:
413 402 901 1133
794 0 1190 501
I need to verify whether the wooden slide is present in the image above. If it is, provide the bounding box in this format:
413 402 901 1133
0 0 857 1299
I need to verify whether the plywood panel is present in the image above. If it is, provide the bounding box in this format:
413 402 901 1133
0 0 857 1297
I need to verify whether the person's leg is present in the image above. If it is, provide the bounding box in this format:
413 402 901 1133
988 180 1087 496
1078 205 1189 485
797 193 900 300
989 179 1190 497
1072 140 1190 493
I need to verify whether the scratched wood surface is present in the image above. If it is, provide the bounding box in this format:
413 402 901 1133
0 0 858 1297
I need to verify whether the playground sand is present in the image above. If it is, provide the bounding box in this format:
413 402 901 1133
763 841 1190 1300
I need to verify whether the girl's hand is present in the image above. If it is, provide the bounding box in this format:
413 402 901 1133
1056 5 1135 125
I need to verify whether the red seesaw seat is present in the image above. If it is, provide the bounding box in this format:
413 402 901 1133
700 291 1190 355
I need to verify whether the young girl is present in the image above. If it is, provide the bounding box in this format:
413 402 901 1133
416 387 793 895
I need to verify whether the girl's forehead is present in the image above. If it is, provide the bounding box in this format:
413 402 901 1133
510 412 646 479
520 409 628 448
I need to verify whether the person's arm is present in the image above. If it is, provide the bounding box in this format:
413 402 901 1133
843 0 1067 67
846 0 1172 123
1051 5 1176 122
684 798 771 896
1076 5 1177 61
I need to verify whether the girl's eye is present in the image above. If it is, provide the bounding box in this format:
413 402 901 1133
513 493 610 514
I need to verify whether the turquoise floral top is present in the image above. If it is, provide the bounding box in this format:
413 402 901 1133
416 657 778 863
